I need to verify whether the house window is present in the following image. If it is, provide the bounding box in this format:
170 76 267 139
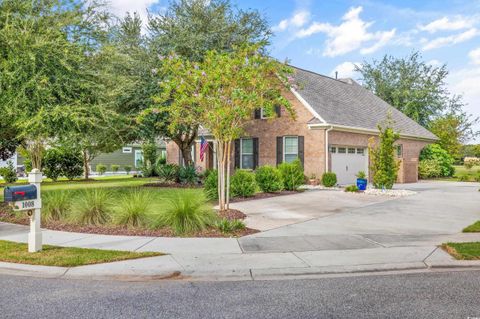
357 148 365 155
348 148 356 154
330 146 336 153
284 136 299 163
134 150 143 168
260 108 268 119
240 138 254 169
338 147 346 154
396 145 403 157
122 147 132 154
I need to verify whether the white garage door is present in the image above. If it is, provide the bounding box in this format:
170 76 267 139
331 146 368 185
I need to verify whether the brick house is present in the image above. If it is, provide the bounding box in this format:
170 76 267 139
166 66 437 185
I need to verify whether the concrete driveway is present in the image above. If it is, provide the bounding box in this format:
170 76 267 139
232 182 480 253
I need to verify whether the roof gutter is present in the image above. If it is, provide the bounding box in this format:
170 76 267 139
308 123 438 142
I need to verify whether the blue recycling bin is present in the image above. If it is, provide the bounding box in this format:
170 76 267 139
356 178 367 191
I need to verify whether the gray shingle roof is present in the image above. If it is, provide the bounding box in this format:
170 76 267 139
292 66 437 140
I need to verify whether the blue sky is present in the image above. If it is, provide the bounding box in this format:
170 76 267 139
110 0 480 142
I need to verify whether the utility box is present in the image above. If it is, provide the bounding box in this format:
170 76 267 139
4 185 38 202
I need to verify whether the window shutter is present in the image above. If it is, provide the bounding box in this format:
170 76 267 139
276 137 283 166
253 138 259 169
254 109 261 119
234 139 240 168
275 105 281 117
298 136 304 167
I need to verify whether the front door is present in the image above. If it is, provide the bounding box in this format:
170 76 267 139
331 146 368 185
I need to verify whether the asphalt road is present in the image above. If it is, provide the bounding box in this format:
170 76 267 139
1 270 479 319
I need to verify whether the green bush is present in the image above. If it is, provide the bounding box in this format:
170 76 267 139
278 159 304 191
96 164 107 175
155 192 216 235
61 150 83 180
114 190 154 227
73 189 112 225
418 159 442 179
204 169 218 200
178 165 198 185
356 171 367 179
255 165 283 193
141 164 156 177
368 123 400 189
0 161 18 183
42 148 63 181
157 163 179 183
420 144 455 177
124 165 132 175
215 219 246 233
111 165 120 173
141 143 158 177
43 147 83 181
458 174 471 182
345 185 359 192
322 172 337 187
230 170 257 197
42 191 71 222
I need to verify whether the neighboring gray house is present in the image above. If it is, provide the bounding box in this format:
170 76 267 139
90 142 166 173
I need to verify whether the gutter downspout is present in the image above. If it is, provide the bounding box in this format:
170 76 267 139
325 126 333 173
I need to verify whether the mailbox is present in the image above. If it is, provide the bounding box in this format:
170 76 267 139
4 185 38 202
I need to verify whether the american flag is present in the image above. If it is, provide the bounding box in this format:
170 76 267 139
200 136 208 162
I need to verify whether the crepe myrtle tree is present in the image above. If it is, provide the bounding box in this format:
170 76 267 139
151 44 295 210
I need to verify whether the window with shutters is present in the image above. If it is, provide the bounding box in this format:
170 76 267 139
283 136 299 163
240 138 254 169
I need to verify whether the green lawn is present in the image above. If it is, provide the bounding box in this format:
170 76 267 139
463 221 480 233
442 242 480 260
0 240 162 267
0 176 158 201
452 165 480 181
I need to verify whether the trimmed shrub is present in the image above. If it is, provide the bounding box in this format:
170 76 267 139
43 147 83 181
178 165 198 185
73 189 112 225
157 163 179 183
420 144 455 177
255 165 283 193
42 191 71 222
278 159 304 191
215 219 246 233
124 165 132 175
111 165 120 173
230 170 257 197
114 190 154 227
0 161 18 183
345 185 359 192
42 148 63 181
204 169 218 200
142 164 156 177
155 192 216 235
322 172 337 187
418 159 442 179
96 164 107 175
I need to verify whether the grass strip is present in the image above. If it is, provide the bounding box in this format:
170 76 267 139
0 240 162 267
442 242 480 260
463 221 480 233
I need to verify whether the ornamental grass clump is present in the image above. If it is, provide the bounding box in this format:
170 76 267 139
114 189 154 227
215 218 246 234
42 191 72 222
72 189 112 225
155 192 217 235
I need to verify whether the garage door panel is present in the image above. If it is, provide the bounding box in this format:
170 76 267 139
331 147 368 185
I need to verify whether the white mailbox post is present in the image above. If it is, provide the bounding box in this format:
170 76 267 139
27 169 43 252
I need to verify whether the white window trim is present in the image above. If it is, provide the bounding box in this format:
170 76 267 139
122 147 132 154
240 138 254 169
260 108 268 119
283 136 299 163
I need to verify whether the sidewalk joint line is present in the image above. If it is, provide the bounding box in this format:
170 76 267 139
422 247 439 268
291 252 312 268
361 236 386 248
133 238 157 252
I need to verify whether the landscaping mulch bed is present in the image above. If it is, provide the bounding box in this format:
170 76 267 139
0 209 259 238
217 209 247 220
230 190 300 203
143 182 203 189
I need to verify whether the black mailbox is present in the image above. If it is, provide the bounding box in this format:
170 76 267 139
4 185 37 202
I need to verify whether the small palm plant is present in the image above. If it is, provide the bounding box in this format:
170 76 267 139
155 192 217 235
42 191 71 222
72 189 112 225
114 189 154 227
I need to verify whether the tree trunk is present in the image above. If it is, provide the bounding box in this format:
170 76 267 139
226 140 232 210
180 144 194 166
82 149 90 180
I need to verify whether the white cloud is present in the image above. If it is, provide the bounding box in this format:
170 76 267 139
105 0 160 24
273 10 310 32
296 6 396 57
422 28 479 51
418 16 476 33
469 48 480 65
330 61 361 79
427 59 442 67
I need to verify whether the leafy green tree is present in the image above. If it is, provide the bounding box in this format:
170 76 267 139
368 120 400 189
0 119 21 161
0 0 110 170
419 144 455 177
